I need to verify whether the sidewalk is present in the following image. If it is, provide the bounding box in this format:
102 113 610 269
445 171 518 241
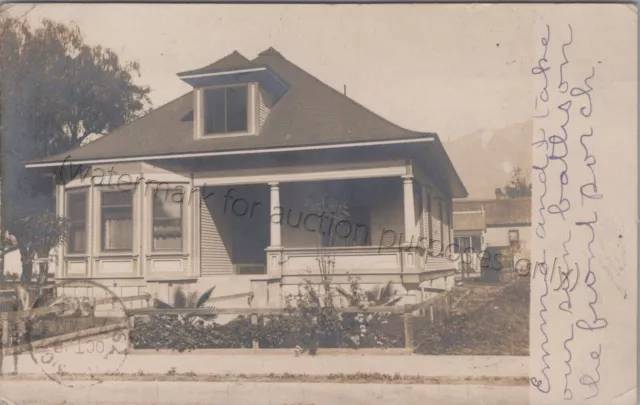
0 380 529 405
2 349 528 378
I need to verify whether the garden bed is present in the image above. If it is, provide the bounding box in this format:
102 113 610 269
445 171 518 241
129 279 529 355
130 313 406 352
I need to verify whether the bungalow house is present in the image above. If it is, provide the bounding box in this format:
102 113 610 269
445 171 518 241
453 197 531 280
25 48 467 308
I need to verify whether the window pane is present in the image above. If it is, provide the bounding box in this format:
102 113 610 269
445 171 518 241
153 190 182 251
68 193 86 221
101 190 133 251
226 86 248 132
204 88 226 134
67 192 87 254
471 236 481 251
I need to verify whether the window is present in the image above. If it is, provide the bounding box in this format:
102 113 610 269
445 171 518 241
152 189 183 251
509 229 520 243
204 85 249 135
67 191 87 254
101 189 133 251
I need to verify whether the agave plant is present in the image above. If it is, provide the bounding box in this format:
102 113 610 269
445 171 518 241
336 280 401 308
154 286 217 326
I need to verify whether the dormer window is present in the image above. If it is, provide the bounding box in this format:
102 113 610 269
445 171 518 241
204 85 249 134
195 83 258 138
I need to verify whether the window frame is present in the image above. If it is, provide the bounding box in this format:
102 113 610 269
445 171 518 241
509 229 520 243
151 187 185 253
197 83 258 139
99 187 135 253
65 189 88 255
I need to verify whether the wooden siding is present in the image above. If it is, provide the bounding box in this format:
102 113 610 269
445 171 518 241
422 188 430 245
258 88 271 129
425 255 458 272
442 201 451 251
200 190 233 275
431 197 442 252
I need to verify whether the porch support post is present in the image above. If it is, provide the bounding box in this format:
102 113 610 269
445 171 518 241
402 175 416 245
401 175 417 276
268 182 282 247
266 182 283 279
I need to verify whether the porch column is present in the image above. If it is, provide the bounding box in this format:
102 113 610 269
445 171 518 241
402 175 416 245
266 182 283 279
268 182 282 247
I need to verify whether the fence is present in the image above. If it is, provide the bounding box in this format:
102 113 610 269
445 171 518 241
0 293 151 356
126 291 453 352
0 291 453 354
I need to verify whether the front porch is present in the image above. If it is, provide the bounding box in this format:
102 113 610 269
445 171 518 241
54 156 458 308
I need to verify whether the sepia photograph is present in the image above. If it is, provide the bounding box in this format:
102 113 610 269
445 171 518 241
0 3 636 405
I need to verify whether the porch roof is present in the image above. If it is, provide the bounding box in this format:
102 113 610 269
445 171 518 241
25 48 467 198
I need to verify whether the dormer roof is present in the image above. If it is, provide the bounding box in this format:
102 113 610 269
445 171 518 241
176 51 256 77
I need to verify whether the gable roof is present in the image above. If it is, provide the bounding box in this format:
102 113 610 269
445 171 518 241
453 198 531 227
26 47 467 197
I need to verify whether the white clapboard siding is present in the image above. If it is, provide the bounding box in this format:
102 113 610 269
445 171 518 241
442 202 451 252
259 89 271 129
200 194 233 275
423 190 431 246
431 198 442 253
425 255 457 272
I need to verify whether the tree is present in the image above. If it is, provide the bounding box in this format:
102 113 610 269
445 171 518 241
501 167 532 199
0 16 151 281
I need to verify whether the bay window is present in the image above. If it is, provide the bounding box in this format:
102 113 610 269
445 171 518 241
101 189 134 252
152 188 183 251
67 191 87 254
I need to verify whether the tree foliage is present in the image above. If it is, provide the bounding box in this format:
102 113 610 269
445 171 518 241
500 167 532 199
0 16 151 280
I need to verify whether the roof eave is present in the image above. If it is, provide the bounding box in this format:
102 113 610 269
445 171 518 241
25 136 435 169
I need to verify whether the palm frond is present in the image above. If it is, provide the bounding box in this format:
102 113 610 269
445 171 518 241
173 287 187 308
383 296 402 307
154 299 174 309
380 281 395 302
335 286 352 300
196 286 216 308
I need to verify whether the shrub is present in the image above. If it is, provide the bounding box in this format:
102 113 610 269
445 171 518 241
130 279 405 353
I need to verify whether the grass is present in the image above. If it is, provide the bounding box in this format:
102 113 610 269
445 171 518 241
0 371 529 386
414 278 530 356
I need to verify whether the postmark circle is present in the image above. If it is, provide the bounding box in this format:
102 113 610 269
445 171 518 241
23 280 131 387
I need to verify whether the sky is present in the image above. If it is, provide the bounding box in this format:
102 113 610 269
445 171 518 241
8 3 542 141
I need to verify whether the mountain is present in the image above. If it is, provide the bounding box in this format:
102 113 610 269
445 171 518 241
443 121 533 200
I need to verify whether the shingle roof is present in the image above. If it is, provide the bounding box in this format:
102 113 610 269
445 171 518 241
29 48 467 198
33 48 437 165
176 51 257 76
453 198 531 227
453 211 486 231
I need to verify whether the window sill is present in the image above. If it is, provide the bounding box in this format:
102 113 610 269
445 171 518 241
147 251 188 257
145 276 198 282
197 131 258 140
95 253 139 259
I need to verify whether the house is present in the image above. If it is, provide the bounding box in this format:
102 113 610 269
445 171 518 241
25 48 467 308
453 197 531 279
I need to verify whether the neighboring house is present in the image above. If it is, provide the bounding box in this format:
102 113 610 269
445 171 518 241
453 197 531 277
26 48 467 308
